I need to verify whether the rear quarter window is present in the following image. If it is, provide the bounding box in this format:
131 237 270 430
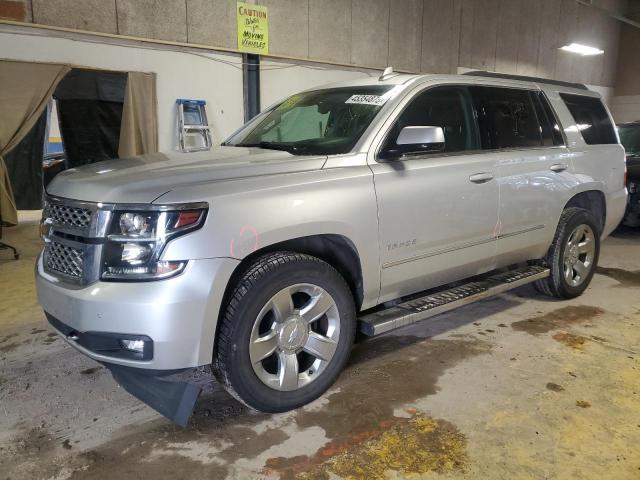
559 93 617 145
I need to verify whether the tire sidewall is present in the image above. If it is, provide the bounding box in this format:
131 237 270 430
224 257 355 412
554 210 600 298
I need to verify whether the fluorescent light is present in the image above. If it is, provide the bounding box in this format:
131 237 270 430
559 43 604 56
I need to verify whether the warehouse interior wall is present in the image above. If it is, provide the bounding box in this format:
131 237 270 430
611 1 640 122
0 1 636 137
0 0 628 92
259 59 378 110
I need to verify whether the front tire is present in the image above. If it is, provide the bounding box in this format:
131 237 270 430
534 207 600 299
214 252 356 412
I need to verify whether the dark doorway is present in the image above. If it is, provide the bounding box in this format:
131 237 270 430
54 69 127 168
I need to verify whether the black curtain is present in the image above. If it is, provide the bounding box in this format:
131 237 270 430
57 100 123 168
54 69 127 168
4 111 47 210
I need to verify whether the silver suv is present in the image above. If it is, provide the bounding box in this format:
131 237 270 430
36 71 627 423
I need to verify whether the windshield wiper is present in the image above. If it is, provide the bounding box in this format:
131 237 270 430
240 142 311 155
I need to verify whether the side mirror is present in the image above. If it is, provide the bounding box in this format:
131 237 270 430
380 126 445 160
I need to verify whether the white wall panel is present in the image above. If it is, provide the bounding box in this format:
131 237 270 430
0 25 244 151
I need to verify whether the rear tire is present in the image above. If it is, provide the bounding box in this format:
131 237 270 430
534 207 600 299
214 252 356 412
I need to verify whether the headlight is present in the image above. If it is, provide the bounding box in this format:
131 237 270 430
101 205 207 281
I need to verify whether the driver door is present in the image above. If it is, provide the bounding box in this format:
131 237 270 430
370 85 500 303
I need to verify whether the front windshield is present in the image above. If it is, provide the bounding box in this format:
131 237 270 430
225 85 396 155
619 124 640 156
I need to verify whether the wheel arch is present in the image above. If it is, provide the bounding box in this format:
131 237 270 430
564 190 606 234
214 234 364 351
233 234 363 308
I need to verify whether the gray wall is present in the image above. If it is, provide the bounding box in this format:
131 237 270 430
614 0 640 95
0 0 628 88
610 0 640 121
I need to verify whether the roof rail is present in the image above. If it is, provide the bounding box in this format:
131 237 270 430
462 71 588 91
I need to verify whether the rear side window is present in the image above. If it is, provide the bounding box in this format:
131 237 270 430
532 92 564 146
559 93 617 145
470 87 542 149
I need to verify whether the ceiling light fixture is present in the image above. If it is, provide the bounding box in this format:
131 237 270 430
559 43 604 56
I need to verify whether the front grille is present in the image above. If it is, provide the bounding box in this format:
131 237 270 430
44 241 84 278
47 203 92 229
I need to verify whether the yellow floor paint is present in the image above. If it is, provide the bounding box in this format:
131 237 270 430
298 416 467 480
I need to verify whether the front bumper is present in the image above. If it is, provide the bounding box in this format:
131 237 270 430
36 254 240 370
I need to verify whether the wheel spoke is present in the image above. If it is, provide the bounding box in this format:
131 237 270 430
270 287 294 322
300 289 334 323
303 331 338 361
278 351 299 390
574 261 588 278
564 262 574 282
250 330 278 363
570 226 583 247
578 236 593 255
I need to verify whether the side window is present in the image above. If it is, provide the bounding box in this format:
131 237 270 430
532 92 564 146
381 86 480 157
559 93 617 145
470 87 542 149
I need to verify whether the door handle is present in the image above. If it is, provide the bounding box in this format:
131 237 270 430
469 172 494 184
550 163 568 173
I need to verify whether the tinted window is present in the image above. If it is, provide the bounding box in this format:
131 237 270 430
381 86 479 157
618 124 640 156
559 93 617 145
532 92 564 146
470 87 542 149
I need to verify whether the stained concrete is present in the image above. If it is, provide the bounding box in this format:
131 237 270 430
260 0 309 59
0 0 31 22
387 0 422 73
308 0 351 65
350 0 389 69
31 0 117 34
116 0 188 43
186 0 237 49
1 215 639 479
420 0 461 74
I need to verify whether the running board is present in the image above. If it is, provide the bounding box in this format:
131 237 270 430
358 265 550 336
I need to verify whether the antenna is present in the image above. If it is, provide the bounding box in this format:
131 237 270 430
379 66 395 81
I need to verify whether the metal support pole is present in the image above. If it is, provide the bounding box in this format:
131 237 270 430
243 54 261 122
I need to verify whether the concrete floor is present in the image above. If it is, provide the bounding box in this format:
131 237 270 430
1 214 639 479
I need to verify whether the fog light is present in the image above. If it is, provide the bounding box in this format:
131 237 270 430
121 339 145 353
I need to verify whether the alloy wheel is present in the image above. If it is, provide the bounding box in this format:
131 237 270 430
563 224 596 287
249 283 340 391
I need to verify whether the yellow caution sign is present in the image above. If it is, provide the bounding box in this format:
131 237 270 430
237 2 269 54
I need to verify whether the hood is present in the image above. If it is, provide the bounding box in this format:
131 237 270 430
46 147 327 203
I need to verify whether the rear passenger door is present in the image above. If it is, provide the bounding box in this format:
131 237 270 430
469 86 572 266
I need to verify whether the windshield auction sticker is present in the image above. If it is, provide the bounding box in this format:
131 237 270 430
237 2 269 54
345 94 388 106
